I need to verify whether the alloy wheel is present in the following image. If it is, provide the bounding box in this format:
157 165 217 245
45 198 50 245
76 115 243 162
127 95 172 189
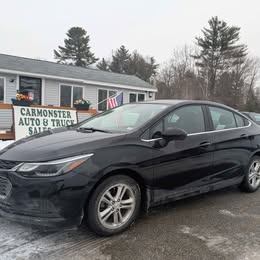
97 183 136 230
248 160 260 189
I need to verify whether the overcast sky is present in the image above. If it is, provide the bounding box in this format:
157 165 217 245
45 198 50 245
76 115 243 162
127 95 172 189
0 0 259 64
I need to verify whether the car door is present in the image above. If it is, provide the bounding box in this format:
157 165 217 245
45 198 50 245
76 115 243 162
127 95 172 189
147 104 214 204
207 105 252 186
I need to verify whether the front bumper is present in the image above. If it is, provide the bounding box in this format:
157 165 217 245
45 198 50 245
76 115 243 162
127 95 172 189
0 169 91 229
0 203 82 229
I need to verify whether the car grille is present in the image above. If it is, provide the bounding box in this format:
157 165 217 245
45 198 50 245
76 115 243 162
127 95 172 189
0 176 12 200
0 160 19 170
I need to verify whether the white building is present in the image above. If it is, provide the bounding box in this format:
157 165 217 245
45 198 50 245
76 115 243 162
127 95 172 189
0 53 156 109
0 53 157 139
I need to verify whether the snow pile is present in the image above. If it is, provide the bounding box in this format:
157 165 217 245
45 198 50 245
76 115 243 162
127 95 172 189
0 140 14 150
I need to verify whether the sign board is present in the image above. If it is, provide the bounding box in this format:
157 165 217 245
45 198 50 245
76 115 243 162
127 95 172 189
13 106 78 140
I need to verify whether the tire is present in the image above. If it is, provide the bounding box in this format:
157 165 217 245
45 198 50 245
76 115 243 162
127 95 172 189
240 156 260 193
86 175 141 236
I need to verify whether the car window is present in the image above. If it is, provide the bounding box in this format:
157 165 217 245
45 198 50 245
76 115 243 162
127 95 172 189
150 121 163 139
244 119 250 126
150 105 205 137
167 113 179 123
249 112 260 124
209 106 236 130
164 105 205 134
234 113 245 127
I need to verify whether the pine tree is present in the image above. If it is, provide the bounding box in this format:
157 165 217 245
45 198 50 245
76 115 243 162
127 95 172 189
128 51 158 82
96 58 110 71
109 45 131 73
194 16 247 97
97 46 158 82
54 27 98 67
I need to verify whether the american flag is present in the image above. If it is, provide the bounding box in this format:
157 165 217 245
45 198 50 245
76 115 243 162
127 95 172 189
108 92 123 109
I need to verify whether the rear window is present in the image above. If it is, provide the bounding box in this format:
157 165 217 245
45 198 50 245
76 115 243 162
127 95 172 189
209 106 236 130
234 113 245 127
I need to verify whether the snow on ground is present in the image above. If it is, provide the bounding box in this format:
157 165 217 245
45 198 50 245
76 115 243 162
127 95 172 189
0 217 113 260
0 140 14 150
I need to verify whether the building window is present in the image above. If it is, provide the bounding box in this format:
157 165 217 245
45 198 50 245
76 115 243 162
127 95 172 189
129 93 137 103
98 89 117 111
60 85 72 107
129 93 145 103
138 93 145 102
0 78 4 103
20 76 42 105
73 86 83 104
60 85 83 107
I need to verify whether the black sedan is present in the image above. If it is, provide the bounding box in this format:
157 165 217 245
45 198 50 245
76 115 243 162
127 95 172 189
0 100 260 236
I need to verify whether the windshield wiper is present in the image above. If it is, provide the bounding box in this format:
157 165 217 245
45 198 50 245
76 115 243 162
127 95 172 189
76 127 110 133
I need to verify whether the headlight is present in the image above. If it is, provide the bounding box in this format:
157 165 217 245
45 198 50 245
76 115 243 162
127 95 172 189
16 154 93 177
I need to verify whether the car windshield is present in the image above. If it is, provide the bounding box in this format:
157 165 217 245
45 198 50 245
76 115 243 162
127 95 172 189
79 103 169 133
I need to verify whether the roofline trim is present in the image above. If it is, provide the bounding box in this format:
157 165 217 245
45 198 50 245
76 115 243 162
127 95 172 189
0 68 158 92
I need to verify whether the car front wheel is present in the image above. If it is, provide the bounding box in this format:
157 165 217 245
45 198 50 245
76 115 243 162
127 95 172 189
240 156 260 192
87 175 141 236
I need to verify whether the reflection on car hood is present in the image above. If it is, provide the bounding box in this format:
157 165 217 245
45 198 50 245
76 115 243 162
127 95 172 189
0 128 125 162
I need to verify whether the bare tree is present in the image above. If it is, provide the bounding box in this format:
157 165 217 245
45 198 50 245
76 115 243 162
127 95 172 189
244 57 260 110
156 60 175 98
157 46 203 100
156 41 259 111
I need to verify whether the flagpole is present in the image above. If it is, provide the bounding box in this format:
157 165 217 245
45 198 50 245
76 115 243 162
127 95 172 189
93 91 122 108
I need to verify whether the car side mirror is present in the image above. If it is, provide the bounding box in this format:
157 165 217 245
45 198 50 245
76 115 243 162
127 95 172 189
161 127 187 141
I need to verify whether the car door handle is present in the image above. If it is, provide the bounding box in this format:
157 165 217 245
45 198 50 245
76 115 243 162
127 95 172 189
199 142 211 148
240 134 248 139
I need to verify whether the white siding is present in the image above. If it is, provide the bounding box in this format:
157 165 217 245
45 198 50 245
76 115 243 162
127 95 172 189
44 80 99 108
123 91 130 104
43 80 155 110
146 91 155 100
0 73 17 104
82 84 98 108
0 74 155 107
44 79 60 106
123 90 154 103
77 112 92 122
93 88 152 110
0 109 13 129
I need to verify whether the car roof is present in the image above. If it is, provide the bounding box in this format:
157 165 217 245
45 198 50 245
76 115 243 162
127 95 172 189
142 99 231 108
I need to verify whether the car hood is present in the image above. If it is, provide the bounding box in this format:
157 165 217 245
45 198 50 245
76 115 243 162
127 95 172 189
0 128 126 162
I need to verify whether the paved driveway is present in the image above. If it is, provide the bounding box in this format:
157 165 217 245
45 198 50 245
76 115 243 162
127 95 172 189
0 187 259 260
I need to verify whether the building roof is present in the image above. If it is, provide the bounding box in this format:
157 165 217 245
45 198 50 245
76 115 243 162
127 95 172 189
0 53 157 92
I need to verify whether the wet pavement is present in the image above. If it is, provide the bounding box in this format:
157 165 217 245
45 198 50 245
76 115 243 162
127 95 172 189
0 186 259 260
